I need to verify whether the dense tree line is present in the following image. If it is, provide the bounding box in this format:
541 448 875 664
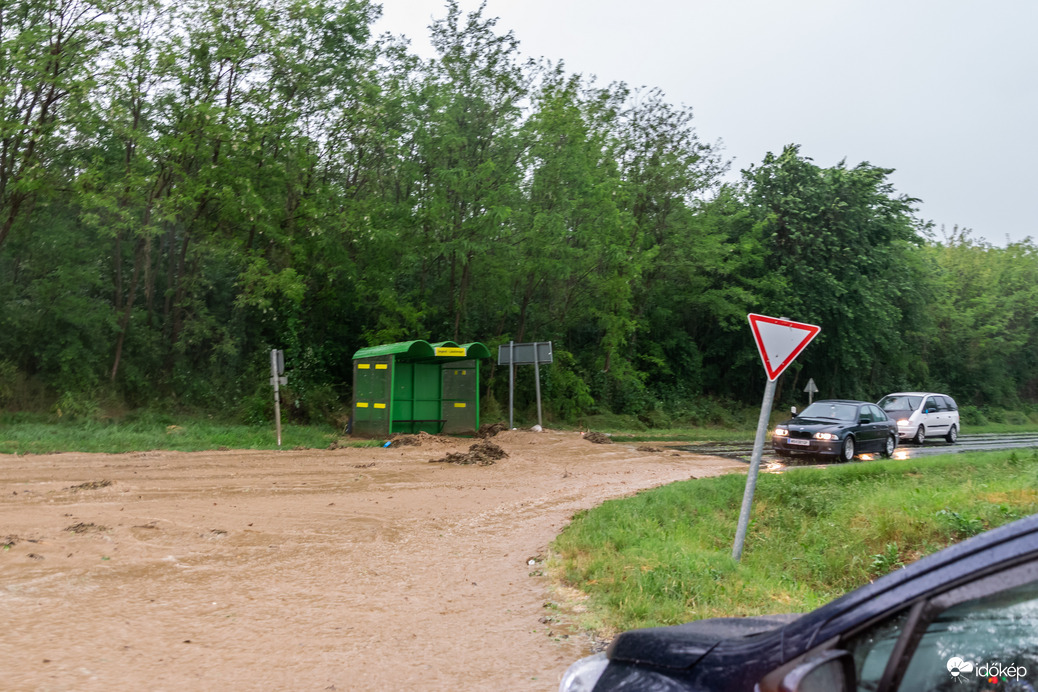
1 0 1036 424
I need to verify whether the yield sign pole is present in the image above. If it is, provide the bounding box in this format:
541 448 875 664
733 314 820 561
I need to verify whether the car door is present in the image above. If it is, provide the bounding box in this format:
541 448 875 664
857 404 884 451
922 395 948 437
867 404 891 451
772 559 1038 692
844 560 1038 692
939 396 960 433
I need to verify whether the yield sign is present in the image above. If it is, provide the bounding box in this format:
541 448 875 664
747 313 820 381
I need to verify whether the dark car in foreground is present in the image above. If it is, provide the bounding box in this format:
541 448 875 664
771 399 898 462
559 513 1038 692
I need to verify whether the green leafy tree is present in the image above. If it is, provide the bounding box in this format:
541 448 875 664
744 144 927 399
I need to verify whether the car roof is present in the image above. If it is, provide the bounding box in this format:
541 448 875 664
806 399 871 405
882 392 948 397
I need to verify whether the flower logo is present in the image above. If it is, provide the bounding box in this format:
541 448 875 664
947 657 974 681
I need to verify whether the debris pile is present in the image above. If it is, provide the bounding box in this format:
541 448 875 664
582 432 612 444
476 422 508 438
388 431 451 447
429 440 509 466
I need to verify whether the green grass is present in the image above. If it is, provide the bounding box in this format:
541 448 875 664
551 449 1038 633
0 414 378 454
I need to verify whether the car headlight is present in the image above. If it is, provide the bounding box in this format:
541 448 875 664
814 432 839 440
897 419 909 427
773 428 788 436
559 652 609 692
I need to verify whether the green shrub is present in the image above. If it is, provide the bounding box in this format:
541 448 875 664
958 405 988 426
1004 410 1030 426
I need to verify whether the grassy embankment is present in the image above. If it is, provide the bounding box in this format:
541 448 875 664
0 413 379 454
550 450 1038 634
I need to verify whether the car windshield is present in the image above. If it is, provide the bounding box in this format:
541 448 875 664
798 402 859 421
878 395 921 412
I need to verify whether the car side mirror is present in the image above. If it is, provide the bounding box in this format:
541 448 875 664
860 418 869 425
778 650 855 692
791 406 798 417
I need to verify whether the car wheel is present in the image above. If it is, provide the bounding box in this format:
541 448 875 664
881 434 896 458
912 426 925 445
840 436 855 462
946 425 958 443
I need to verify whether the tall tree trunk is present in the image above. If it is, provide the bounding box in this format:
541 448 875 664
110 237 147 381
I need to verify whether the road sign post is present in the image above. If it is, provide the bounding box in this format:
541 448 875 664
498 341 553 429
270 349 287 447
804 377 818 405
733 315 820 561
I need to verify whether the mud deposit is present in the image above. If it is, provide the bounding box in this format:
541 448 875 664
0 430 742 691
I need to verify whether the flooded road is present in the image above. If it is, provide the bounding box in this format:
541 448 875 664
0 430 742 691
677 432 1038 464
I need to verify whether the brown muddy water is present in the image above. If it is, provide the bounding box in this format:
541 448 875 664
0 430 742 691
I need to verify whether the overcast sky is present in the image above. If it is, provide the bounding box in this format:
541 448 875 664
374 0 1036 246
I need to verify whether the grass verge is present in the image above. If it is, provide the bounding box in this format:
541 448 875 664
550 449 1038 633
0 415 379 454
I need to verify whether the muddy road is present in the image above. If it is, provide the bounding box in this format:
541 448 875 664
0 430 741 691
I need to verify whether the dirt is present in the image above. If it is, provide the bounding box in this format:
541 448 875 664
0 429 743 691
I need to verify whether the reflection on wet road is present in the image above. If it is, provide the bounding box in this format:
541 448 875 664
675 433 1038 465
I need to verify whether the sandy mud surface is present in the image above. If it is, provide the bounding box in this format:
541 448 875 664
0 429 742 691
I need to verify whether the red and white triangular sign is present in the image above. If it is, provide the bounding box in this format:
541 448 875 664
748 313 821 381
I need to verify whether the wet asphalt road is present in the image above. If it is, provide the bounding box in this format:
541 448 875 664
675 432 1038 464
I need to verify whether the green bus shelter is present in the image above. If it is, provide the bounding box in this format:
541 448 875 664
351 339 492 438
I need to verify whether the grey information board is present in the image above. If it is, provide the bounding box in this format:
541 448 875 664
497 341 552 365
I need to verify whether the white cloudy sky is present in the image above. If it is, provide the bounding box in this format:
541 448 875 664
373 0 1036 245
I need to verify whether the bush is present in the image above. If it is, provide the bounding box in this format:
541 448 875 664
1003 410 1030 426
53 390 102 421
638 406 673 429
958 404 988 426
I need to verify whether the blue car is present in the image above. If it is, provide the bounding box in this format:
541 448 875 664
560 513 1038 692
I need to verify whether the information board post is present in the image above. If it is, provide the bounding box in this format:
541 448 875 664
498 341 553 430
509 341 515 428
533 347 543 428
270 349 286 447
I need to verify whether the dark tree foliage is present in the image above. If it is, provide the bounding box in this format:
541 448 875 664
1 2 1036 423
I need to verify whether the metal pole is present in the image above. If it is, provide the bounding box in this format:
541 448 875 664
271 349 282 447
508 341 515 429
732 376 777 561
533 343 542 427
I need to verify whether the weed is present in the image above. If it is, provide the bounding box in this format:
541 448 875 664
870 543 904 576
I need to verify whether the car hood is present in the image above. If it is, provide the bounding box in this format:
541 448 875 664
606 614 801 669
780 417 847 430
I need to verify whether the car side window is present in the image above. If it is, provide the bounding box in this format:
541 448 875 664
924 397 939 413
844 608 913 691
841 562 1038 692
859 406 875 423
897 576 1038 691
868 405 886 421
940 396 958 412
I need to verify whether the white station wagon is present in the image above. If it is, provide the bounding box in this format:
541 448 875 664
877 392 960 444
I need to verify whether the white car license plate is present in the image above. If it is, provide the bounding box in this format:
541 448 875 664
787 438 810 446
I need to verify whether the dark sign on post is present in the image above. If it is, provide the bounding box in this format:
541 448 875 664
497 342 553 365
497 341 553 429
